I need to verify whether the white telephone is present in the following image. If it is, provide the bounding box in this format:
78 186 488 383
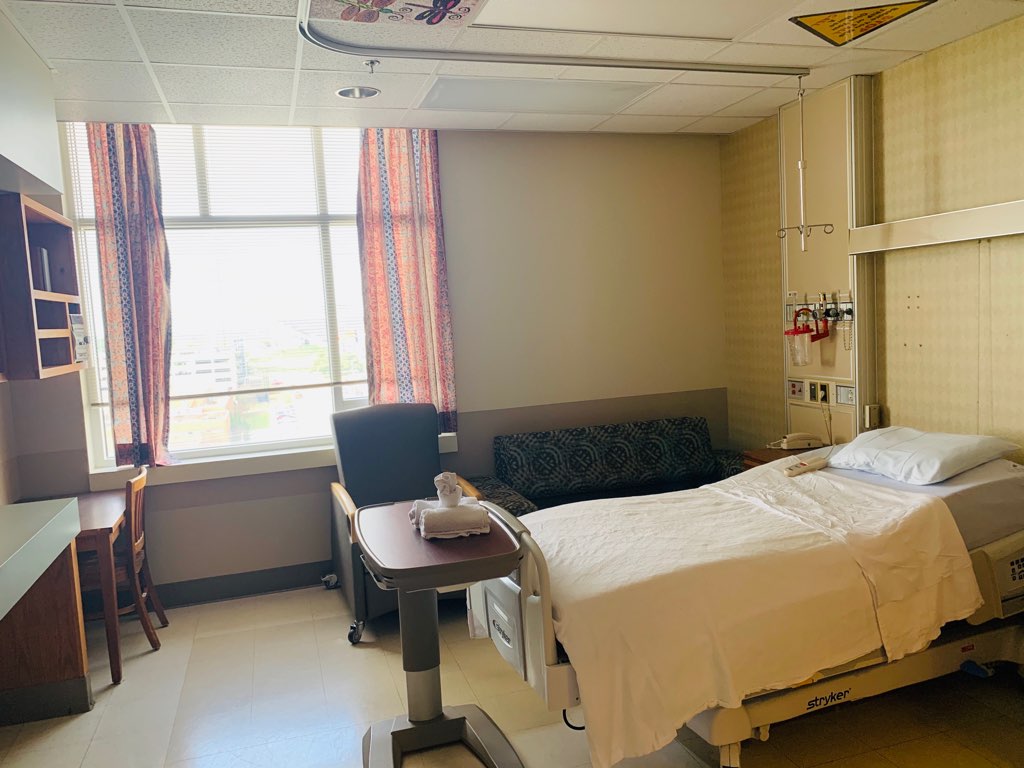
771 432 824 450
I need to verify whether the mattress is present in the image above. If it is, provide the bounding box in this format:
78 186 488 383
805 452 1024 550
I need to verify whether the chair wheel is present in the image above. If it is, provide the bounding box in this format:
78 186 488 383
348 621 364 645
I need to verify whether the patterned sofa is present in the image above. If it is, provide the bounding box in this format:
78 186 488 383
469 416 744 517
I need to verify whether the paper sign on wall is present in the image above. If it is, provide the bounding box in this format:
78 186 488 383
790 1 936 46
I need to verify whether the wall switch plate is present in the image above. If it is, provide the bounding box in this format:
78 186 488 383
808 382 818 402
788 379 805 399
836 385 856 405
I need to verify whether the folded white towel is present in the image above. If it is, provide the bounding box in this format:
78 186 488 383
410 496 486 528
419 502 490 540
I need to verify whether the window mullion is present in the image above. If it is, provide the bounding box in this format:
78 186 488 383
193 125 211 217
312 127 344 407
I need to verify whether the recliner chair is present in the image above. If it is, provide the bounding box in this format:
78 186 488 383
330 403 480 643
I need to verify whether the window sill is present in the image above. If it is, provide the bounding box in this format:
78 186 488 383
87 432 459 491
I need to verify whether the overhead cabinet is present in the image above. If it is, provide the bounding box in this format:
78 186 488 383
0 193 84 380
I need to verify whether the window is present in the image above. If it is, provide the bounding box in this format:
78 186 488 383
63 124 367 467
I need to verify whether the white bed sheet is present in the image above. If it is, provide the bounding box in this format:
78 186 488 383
523 461 982 768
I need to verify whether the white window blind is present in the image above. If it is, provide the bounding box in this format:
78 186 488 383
63 123 367 466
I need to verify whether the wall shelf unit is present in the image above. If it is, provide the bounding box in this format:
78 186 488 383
0 193 84 380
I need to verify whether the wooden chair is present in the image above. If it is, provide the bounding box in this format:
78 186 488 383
78 468 168 654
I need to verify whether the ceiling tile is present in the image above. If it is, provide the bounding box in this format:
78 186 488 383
801 49 919 89
292 107 406 127
854 0 1024 51
500 113 606 131
557 66 676 84
672 70 789 87
56 100 169 122
169 104 291 125
624 83 761 116
585 36 728 62
300 41 436 74
402 110 513 130
593 115 699 133
738 1 840 48
128 8 297 68
124 0 297 14
716 86 801 117
7 2 140 61
51 60 159 101
679 116 764 134
452 26 599 56
153 65 295 106
306 18 460 52
297 71 430 109
707 42 838 68
436 61 563 79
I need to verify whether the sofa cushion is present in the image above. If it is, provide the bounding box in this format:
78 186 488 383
493 417 718 499
468 475 539 517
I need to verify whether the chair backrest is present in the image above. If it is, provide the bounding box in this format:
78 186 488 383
331 403 442 508
123 467 148 556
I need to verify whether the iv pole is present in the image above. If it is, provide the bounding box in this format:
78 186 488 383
777 76 834 252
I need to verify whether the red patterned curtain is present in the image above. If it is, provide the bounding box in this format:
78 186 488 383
87 123 172 466
357 129 458 432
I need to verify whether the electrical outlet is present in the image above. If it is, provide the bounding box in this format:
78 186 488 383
808 382 818 402
788 379 805 399
836 385 856 405
819 383 829 403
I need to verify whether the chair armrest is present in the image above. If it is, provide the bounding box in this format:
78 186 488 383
457 475 484 500
714 449 745 480
466 475 538 517
331 482 360 545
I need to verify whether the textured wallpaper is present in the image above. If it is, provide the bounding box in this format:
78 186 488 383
720 116 786 450
875 16 1024 454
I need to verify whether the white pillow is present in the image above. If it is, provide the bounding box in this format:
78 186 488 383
828 426 1019 485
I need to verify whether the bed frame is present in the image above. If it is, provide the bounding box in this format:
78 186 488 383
473 503 1024 767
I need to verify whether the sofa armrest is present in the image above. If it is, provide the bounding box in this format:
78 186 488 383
467 475 539 517
457 475 484 500
331 482 360 545
714 449 745 480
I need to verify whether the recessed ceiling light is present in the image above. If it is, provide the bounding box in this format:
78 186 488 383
337 59 381 100
337 85 380 100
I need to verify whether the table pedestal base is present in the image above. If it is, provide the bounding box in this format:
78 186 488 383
363 704 524 768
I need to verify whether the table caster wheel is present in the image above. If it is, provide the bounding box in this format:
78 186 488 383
348 621 364 645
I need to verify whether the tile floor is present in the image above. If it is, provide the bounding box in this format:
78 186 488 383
1 588 1024 767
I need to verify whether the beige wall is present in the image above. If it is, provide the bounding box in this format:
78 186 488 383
874 16 1024 453
720 117 786 450
439 131 726 414
0 13 62 194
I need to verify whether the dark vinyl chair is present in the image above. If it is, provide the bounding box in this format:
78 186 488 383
330 403 480 643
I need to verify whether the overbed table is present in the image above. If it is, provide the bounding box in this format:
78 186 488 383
354 500 525 768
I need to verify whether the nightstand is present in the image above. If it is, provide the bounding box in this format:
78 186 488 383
741 447 806 470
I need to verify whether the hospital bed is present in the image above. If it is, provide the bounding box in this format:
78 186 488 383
470 457 1024 768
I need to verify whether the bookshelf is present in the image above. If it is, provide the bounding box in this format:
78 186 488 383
0 193 84 380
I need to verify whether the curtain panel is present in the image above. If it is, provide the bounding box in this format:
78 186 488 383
87 123 173 467
357 128 458 432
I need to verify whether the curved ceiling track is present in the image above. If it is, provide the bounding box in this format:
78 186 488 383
297 0 811 78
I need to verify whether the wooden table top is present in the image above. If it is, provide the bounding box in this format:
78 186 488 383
76 490 125 535
356 501 521 592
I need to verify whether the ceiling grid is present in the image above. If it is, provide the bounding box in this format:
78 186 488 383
6 0 1023 133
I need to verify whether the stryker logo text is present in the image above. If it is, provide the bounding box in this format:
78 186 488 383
806 689 850 711
491 619 512 646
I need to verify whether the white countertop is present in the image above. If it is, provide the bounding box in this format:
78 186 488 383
0 498 80 621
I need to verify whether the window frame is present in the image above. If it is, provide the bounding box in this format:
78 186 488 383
62 123 369 470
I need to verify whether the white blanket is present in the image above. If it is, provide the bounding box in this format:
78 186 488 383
523 462 983 768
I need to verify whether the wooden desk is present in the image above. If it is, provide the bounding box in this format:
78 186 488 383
74 490 126 684
0 499 91 723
